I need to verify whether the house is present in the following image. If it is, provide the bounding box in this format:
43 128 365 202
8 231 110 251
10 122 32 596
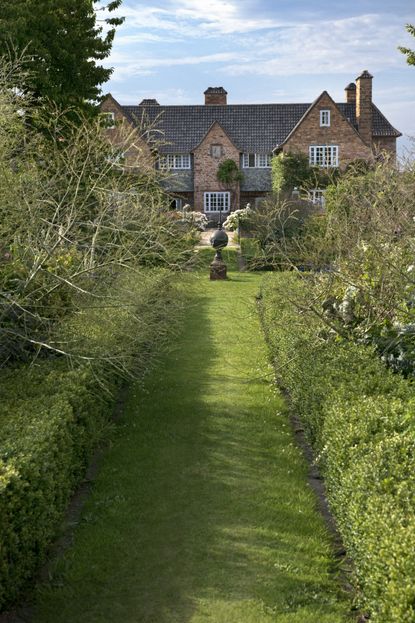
101 71 401 216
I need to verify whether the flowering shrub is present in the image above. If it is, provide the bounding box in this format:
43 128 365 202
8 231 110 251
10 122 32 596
223 204 253 230
178 210 209 231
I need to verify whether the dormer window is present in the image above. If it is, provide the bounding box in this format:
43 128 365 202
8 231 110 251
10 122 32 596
320 110 330 127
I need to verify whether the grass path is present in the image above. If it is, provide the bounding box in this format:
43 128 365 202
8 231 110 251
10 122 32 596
33 273 351 623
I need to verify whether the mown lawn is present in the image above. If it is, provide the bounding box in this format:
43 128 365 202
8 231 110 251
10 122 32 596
33 272 352 623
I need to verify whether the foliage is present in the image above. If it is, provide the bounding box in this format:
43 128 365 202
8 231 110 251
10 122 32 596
271 151 339 195
0 268 184 611
305 159 415 376
176 210 209 231
0 0 124 113
216 158 244 212
399 24 415 66
240 194 324 270
192 247 239 271
0 57 193 365
216 158 244 186
223 204 253 231
260 272 415 622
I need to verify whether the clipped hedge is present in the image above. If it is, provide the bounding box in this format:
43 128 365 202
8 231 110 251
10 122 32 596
260 272 415 623
0 269 182 611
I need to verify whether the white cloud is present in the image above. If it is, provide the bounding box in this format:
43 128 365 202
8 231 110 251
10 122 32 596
221 14 408 76
119 0 288 37
106 50 248 80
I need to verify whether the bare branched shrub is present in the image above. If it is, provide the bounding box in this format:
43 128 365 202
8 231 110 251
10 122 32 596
0 57 194 366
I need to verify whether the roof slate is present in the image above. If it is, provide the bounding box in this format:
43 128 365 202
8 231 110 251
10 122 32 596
122 101 400 154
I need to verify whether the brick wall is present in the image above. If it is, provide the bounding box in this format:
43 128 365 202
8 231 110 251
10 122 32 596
100 95 154 171
373 137 397 159
284 92 373 168
193 122 241 213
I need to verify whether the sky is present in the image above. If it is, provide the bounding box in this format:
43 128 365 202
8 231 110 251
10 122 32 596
99 0 415 155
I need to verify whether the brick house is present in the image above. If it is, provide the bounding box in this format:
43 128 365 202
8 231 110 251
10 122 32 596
101 71 401 217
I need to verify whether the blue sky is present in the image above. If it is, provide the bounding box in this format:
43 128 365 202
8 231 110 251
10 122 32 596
100 0 415 155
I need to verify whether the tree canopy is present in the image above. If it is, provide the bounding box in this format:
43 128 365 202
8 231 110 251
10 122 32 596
0 0 124 112
399 24 415 66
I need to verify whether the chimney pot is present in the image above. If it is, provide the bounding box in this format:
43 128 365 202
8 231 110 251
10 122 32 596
345 82 356 104
139 98 160 106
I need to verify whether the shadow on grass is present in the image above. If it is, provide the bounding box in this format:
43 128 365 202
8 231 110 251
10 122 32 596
33 279 348 623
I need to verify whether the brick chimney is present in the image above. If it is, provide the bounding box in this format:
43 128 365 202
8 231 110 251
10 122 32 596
356 70 373 146
344 82 356 104
204 87 227 105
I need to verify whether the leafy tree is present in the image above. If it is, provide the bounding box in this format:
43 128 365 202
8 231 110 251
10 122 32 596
399 24 415 66
271 151 338 195
0 0 124 113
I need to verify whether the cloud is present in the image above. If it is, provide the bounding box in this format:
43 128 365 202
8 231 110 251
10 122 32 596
105 50 248 80
118 0 289 37
220 14 408 76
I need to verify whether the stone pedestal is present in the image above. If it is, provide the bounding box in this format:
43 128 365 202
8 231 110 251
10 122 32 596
210 258 227 280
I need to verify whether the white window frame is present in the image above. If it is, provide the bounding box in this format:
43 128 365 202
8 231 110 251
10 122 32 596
101 111 115 129
159 154 191 170
203 192 230 213
320 110 330 127
309 145 338 167
242 153 271 168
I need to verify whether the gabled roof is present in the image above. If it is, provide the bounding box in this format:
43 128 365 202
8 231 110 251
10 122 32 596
118 98 401 154
193 120 239 150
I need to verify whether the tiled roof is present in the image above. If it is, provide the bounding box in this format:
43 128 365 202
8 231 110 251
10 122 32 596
122 101 400 154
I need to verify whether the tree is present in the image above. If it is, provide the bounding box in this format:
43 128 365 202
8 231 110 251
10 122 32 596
399 24 415 66
0 0 124 112
271 151 338 196
216 159 244 213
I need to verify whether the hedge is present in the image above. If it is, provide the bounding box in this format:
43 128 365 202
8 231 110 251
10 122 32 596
0 268 183 611
260 272 415 623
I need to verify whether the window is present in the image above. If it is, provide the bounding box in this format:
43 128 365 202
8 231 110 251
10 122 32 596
159 154 191 170
309 145 338 167
204 192 230 213
101 111 115 129
242 153 271 168
320 110 330 127
211 144 223 158
170 198 183 210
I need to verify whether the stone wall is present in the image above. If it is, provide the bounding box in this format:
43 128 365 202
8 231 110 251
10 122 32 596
373 136 397 159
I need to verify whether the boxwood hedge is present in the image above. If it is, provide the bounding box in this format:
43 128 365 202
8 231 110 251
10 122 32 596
260 272 415 623
0 269 182 611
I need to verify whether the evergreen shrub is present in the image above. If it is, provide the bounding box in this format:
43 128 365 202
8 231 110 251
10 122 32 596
260 272 415 623
0 269 182 611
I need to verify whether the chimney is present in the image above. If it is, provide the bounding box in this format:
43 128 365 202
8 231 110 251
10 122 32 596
204 87 227 105
139 98 160 106
344 82 356 104
356 70 373 146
